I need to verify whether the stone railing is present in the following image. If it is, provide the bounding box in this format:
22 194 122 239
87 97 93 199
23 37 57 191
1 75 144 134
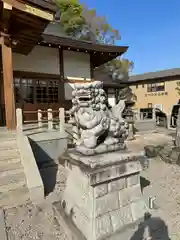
16 108 71 132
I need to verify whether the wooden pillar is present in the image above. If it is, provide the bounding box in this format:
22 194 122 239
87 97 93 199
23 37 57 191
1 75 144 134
1 36 16 130
59 48 65 106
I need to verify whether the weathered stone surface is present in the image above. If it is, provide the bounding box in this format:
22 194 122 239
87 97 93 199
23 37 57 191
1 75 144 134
62 150 147 240
95 192 119 217
127 174 139 187
119 188 130 206
110 210 124 231
94 184 108 198
95 213 113 239
144 145 157 158
71 205 91 238
130 185 142 202
131 200 147 221
89 161 142 186
110 205 133 232
108 178 126 192
69 149 145 169
119 185 142 207
120 205 133 225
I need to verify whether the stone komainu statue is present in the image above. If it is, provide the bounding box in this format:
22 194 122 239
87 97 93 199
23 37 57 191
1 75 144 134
70 81 129 156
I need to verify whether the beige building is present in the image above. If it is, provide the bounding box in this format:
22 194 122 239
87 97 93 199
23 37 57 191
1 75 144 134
128 68 180 116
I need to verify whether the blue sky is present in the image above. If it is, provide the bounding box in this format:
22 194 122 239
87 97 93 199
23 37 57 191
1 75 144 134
82 0 180 75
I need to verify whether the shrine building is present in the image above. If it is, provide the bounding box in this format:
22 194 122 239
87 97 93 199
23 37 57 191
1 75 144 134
0 0 128 130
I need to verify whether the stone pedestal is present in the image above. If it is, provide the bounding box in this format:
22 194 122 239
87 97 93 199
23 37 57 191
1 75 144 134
61 150 148 240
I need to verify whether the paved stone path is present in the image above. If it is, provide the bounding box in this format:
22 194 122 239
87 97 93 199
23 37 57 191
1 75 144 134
127 132 173 152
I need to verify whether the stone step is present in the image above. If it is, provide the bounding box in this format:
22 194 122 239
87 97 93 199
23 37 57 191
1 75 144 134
0 148 20 160
0 134 16 141
0 187 30 209
0 172 26 188
0 140 17 150
0 168 24 179
0 177 26 193
0 162 23 173
0 158 20 167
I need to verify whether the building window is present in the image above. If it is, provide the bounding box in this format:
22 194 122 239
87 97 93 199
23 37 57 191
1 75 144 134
36 80 59 103
14 78 34 103
14 78 59 104
36 80 47 103
142 84 144 88
147 82 165 92
136 85 138 89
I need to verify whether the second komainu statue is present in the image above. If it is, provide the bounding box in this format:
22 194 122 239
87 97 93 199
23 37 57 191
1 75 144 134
70 81 129 155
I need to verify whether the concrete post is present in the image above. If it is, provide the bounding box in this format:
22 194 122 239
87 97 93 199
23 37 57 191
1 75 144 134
136 108 141 120
127 120 135 141
37 109 42 128
59 108 65 133
172 116 175 127
167 115 171 129
167 107 173 129
152 107 156 120
140 112 144 120
16 108 23 131
48 109 53 130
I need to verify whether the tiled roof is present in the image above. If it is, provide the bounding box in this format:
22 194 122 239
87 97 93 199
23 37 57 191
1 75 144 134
128 68 180 83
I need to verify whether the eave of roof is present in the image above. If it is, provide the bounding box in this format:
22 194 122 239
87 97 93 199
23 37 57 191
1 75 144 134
39 34 128 67
128 68 180 83
0 1 55 55
18 0 57 13
41 33 128 53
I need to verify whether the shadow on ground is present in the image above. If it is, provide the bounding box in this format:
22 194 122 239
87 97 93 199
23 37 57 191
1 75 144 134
130 213 171 240
29 138 58 197
140 176 150 193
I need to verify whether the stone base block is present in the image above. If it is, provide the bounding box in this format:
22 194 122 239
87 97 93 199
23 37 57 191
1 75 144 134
76 142 126 156
60 150 148 240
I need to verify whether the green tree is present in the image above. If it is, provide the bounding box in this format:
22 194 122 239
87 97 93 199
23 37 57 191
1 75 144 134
55 0 85 38
55 0 120 43
55 0 133 89
105 58 134 81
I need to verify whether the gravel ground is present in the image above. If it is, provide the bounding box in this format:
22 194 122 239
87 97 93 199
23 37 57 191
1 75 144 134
141 157 180 240
5 203 68 240
4 165 68 240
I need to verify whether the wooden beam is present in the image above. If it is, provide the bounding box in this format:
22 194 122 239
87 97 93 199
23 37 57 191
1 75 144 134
2 0 54 21
1 2 12 33
25 0 57 12
1 35 16 130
